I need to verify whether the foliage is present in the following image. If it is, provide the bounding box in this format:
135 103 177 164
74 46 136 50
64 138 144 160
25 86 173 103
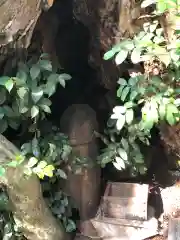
0 54 77 238
99 0 180 176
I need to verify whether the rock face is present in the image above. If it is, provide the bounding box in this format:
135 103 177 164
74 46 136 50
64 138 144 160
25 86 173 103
0 134 68 240
0 0 54 74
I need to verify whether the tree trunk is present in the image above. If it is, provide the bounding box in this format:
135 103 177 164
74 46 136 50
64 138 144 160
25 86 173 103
0 134 68 240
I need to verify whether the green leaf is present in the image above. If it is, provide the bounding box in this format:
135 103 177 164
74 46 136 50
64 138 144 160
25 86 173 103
141 118 154 130
128 76 139 86
66 219 76 232
30 64 40 80
39 59 52 71
141 0 156 8
6 161 18 167
117 78 127 86
118 148 128 161
58 78 66 88
131 48 141 63
103 50 115 60
0 76 10 87
153 36 165 44
39 104 51 113
39 98 51 107
59 73 72 81
0 119 8 133
124 101 133 108
117 85 125 97
116 114 126 130
0 166 5 176
167 103 179 114
31 89 43 103
43 165 55 177
16 70 27 85
115 49 128 65
0 107 4 119
31 106 39 118
17 87 28 99
5 78 14 92
166 111 175 125
121 86 130 101
44 82 56 97
32 138 40 157
27 157 38 168
121 138 129 151
21 143 32 155
157 0 168 13
3 106 14 117
159 104 166 120
170 50 179 61
56 169 67 179
130 90 138 101
125 109 134 124
37 160 47 169
0 87 6 105
8 120 20 130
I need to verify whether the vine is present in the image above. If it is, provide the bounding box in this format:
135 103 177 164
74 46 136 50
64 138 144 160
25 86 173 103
99 0 180 176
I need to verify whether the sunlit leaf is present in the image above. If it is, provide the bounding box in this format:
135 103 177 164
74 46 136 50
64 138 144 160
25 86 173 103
159 104 166 120
43 165 55 177
113 157 125 169
5 78 14 92
167 103 179 114
166 111 175 125
121 86 130 101
131 48 141 63
116 114 126 130
31 89 43 103
27 157 38 168
113 106 126 114
115 49 128 65
39 104 51 113
150 20 158 32
37 161 47 169
141 0 156 8
17 87 28 99
31 106 39 118
126 109 134 124
118 148 128 161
